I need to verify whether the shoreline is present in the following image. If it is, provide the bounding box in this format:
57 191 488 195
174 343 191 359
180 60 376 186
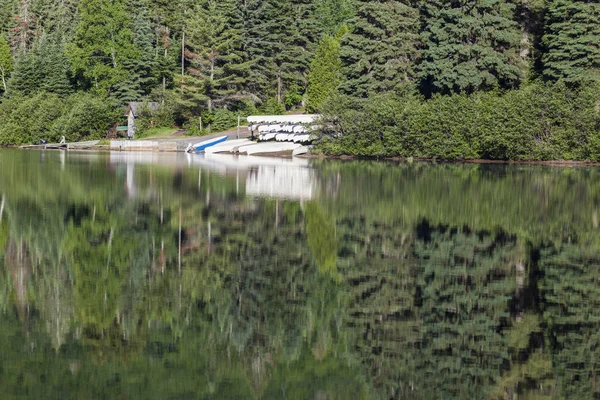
303 153 600 167
5 144 600 166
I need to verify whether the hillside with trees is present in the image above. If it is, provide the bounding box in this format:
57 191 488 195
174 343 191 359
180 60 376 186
0 0 599 159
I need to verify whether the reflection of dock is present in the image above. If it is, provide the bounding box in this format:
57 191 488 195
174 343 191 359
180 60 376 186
109 151 191 166
246 165 315 200
196 154 316 200
107 152 318 201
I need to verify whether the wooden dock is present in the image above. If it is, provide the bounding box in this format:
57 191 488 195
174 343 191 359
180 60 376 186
19 140 99 150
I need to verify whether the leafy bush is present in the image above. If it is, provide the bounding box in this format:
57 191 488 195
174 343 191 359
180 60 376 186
0 92 118 145
316 82 600 161
52 93 119 142
0 92 65 145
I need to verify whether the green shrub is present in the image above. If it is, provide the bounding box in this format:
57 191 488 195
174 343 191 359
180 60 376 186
0 92 118 145
52 93 118 142
316 82 600 161
0 92 64 144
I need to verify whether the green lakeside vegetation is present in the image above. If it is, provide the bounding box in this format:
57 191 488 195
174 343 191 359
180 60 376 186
1 150 600 398
0 0 599 158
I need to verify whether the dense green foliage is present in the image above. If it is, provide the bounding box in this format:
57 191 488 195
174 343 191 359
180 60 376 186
0 92 117 145
542 0 600 84
418 0 523 95
1 150 599 398
317 82 600 160
0 0 599 153
340 0 419 97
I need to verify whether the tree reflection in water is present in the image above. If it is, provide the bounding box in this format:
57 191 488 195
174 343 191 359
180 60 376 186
0 150 598 399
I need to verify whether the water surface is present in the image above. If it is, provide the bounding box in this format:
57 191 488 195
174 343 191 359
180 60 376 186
0 149 599 399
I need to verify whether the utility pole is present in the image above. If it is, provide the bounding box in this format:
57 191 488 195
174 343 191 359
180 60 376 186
181 7 186 76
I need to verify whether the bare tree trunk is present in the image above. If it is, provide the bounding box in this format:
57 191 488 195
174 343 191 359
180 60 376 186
0 195 5 224
0 69 6 92
181 8 186 76
181 30 185 76
208 58 214 111
162 27 169 93
277 73 282 104
18 0 31 53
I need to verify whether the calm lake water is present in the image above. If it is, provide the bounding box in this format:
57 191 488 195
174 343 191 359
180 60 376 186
0 148 599 399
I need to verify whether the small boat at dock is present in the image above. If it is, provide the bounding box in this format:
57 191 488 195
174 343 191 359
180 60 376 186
187 135 228 153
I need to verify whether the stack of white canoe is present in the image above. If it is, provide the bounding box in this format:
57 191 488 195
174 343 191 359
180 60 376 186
248 114 320 144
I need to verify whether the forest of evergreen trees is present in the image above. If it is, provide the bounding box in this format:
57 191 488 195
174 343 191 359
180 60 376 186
0 0 599 158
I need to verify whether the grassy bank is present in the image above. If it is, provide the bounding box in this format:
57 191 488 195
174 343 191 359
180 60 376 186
315 82 600 161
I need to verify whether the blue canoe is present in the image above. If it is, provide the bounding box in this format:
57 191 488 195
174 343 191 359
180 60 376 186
189 135 228 153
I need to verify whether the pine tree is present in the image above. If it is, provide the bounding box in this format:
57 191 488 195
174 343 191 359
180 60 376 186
243 0 286 101
418 0 523 95
340 0 420 98
306 31 344 112
0 0 19 39
0 36 12 92
38 38 72 96
244 0 317 106
111 0 158 101
30 0 78 37
8 35 71 96
184 0 240 110
6 49 39 95
542 0 600 84
67 0 138 96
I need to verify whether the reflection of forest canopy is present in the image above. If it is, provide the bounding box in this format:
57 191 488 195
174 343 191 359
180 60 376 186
0 151 599 398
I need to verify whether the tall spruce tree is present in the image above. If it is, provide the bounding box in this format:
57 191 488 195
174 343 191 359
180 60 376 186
243 0 288 102
7 35 71 96
30 0 78 37
38 37 72 96
418 0 523 95
0 0 19 38
542 0 600 84
112 0 158 101
183 0 250 110
339 0 420 98
244 0 317 105
67 0 138 96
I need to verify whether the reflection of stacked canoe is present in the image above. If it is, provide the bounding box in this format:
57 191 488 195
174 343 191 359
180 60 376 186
248 114 320 144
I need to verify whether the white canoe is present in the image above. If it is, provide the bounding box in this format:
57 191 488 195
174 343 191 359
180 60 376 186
204 139 254 154
237 142 301 155
262 132 277 141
